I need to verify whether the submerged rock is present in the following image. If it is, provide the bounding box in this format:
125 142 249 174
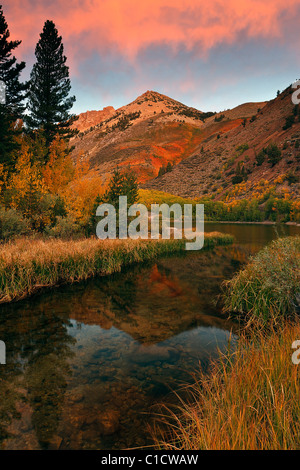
130 344 179 365
97 410 120 435
48 435 63 450
69 390 84 404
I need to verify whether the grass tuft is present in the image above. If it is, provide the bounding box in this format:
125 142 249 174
0 232 233 304
153 321 300 450
223 236 300 325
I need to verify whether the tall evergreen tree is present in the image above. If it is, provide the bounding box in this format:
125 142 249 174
0 107 17 164
26 20 77 151
0 5 27 117
106 167 139 207
0 4 27 171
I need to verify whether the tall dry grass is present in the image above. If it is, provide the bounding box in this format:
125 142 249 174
0 232 233 304
223 236 300 325
153 321 300 450
153 235 300 450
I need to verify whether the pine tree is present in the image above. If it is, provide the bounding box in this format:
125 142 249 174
0 106 16 163
106 167 127 206
91 168 138 237
0 4 27 172
26 20 77 150
0 5 27 117
105 168 139 207
122 170 138 206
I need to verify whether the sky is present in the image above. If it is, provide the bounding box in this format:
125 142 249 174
3 0 300 114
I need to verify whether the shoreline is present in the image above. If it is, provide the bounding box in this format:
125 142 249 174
205 220 300 226
0 232 233 306
155 236 300 450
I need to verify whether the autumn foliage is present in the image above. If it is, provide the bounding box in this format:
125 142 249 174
0 134 107 237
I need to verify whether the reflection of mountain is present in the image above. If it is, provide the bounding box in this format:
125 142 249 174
0 243 251 449
0 242 255 450
148 264 184 297
65 245 249 343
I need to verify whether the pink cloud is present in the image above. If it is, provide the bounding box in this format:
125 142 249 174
3 0 300 67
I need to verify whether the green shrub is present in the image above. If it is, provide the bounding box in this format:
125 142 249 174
256 150 265 166
264 143 282 166
45 215 83 239
231 175 243 185
286 171 298 185
283 115 295 130
231 161 247 184
236 143 249 154
214 114 225 122
0 206 30 241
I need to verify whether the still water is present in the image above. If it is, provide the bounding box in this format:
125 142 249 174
0 223 299 449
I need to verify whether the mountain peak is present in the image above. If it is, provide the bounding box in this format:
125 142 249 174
130 89 187 108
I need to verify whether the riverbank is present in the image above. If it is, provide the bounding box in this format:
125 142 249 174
205 220 300 226
139 190 300 224
154 320 300 450
154 235 300 450
223 236 300 325
0 232 233 304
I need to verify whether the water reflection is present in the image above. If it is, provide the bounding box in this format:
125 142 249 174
205 222 300 249
0 223 299 449
23 309 75 447
0 306 75 448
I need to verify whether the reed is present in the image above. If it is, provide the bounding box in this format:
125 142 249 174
223 236 300 325
153 236 300 450
0 232 233 304
153 321 300 450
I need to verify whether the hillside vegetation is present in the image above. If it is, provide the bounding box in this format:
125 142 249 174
71 90 265 184
144 86 300 204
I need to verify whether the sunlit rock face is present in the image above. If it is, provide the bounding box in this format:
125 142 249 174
71 107 115 133
70 90 210 183
70 90 271 188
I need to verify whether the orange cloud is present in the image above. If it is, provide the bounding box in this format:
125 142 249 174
4 0 300 64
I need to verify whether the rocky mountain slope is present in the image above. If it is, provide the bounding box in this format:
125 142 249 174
71 90 265 183
71 107 115 133
144 86 300 201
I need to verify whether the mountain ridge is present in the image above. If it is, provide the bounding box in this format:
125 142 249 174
71 89 267 184
143 86 300 201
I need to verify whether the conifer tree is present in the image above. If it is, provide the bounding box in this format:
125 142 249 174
26 20 76 151
107 167 128 206
122 170 139 206
0 5 27 117
106 167 139 206
0 4 27 171
88 168 139 236
0 107 16 163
